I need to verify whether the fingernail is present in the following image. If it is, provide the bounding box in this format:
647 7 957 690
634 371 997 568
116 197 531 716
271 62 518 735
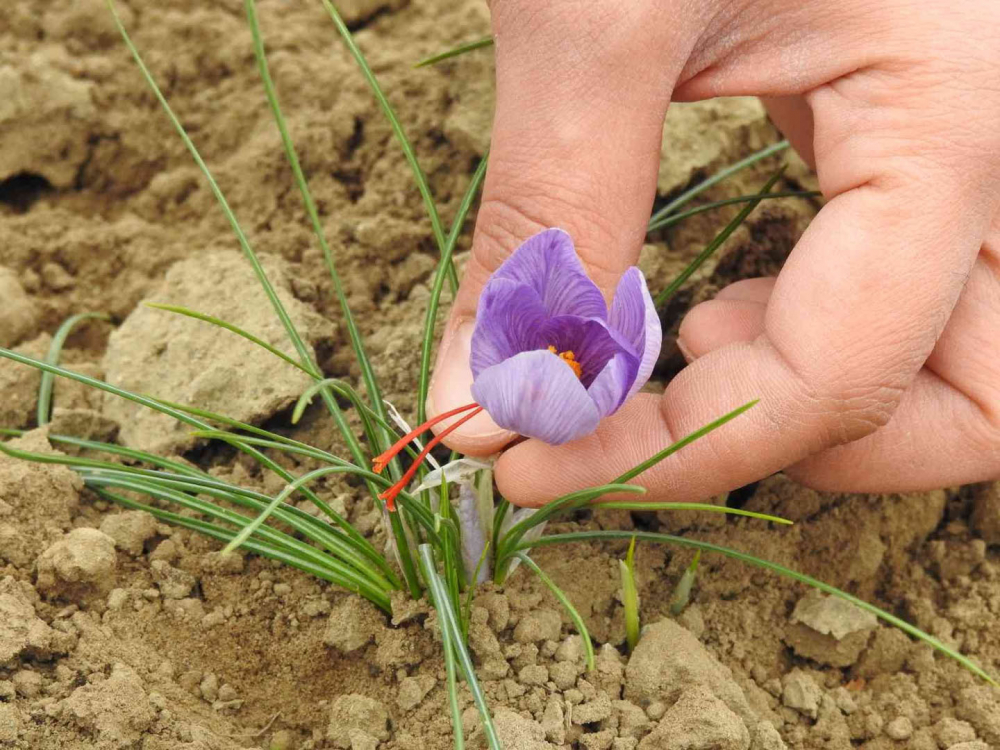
676 337 696 364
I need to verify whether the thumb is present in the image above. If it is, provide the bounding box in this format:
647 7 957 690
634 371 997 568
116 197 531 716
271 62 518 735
427 2 684 455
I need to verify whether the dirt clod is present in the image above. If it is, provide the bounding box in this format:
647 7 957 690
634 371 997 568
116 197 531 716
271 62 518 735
640 686 750 750
36 527 116 601
327 693 389 749
784 590 877 667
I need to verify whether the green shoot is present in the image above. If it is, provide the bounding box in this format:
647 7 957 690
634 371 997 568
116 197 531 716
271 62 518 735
669 550 701 615
620 537 640 652
415 36 494 68
37 311 110 426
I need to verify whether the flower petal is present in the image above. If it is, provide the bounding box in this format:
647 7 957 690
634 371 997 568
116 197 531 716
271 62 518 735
470 279 549 378
537 315 634 386
471 349 601 445
494 228 608 320
586 353 635 418
610 267 662 400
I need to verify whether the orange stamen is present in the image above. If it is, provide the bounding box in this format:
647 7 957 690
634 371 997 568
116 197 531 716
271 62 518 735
372 402 480 474
547 345 582 379
380 406 484 511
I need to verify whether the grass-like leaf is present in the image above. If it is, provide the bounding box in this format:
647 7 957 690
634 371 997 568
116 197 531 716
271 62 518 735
419 545 502 750
515 530 998 686
144 303 309 375
417 152 489 427
516 552 595 671
654 168 785 307
614 400 757 484
37 312 110 426
594 501 791 525
415 36 494 68
317 0 458 294
647 190 821 233
647 140 790 229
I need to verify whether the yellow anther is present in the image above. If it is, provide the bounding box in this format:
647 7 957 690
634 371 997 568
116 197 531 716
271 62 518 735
546 345 582 379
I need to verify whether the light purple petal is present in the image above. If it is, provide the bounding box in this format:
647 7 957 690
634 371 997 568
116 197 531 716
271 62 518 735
494 228 608 320
585 353 634 418
471 349 600 445
610 267 661 400
470 279 549 378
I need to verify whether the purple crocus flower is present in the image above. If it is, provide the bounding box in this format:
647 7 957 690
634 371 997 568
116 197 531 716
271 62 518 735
469 228 661 445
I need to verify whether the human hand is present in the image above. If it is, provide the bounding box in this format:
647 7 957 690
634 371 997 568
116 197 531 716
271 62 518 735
426 0 1000 505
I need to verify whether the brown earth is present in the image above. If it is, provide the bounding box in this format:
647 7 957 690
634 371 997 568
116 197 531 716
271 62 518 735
1 1 998 749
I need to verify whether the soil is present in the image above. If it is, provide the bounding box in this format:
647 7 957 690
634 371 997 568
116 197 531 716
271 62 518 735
1 1 999 749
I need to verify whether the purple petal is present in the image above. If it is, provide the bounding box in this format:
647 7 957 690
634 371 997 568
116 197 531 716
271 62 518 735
494 228 608 320
470 279 549 378
585 353 634 418
537 315 633 387
610 267 662 400
471 349 600 445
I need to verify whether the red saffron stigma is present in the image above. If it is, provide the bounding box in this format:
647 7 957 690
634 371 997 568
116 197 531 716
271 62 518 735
372 402 480 474
380 405 484 511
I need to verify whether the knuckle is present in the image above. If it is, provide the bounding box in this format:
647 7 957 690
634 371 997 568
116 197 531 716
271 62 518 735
766 339 907 447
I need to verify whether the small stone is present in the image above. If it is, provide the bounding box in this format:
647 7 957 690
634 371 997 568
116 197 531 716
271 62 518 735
784 590 877 667
490 708 551 750
148 539 179 564
0 703 19 742
273 583 291 596
199 673 219 702
36 529 117 600
639 687 749 750
886 716 913 741
781 670 822 720
269 729 298 750
324 598 383 653
580 728 616 750
327 694 389 749
217 684 238 702
645 702 666 720
106 588 129 611
99 511 157 555
397 674 435 711
573 695 613 725
0 268 39 348
12 670 42 699
150 560 196 600
935 717 977 747
947 743 990 750
614 700 650 739
514 609 562 643
519 665 549 686
971 482 1000 545
556 635 584 663
541 698 565 744
550 660 580 690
